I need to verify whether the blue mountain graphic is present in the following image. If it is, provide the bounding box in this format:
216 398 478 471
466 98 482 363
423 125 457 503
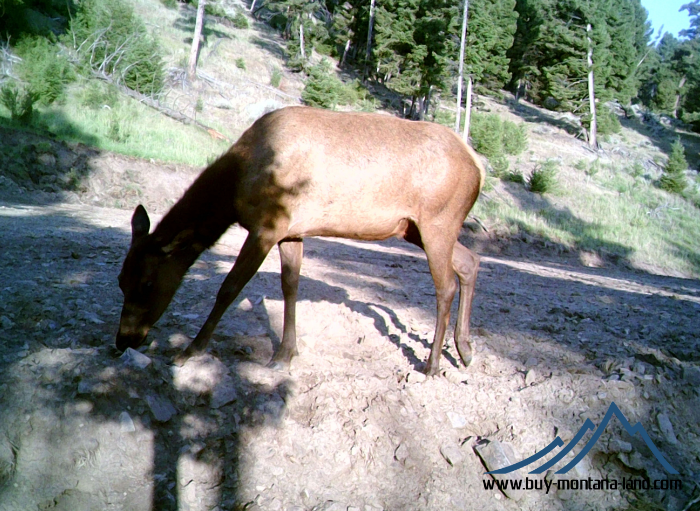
485 402 678 475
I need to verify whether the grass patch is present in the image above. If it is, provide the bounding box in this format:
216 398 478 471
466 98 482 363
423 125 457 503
0 82 228 166
474 162 700 276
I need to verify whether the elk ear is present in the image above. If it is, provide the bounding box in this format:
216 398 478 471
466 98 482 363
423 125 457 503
131 205 150 242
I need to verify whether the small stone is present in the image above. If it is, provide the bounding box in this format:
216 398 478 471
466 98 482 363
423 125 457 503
119 411 136 433
444 370 468 385
145 394 177 422
446 411 468 429
121 348 152 369
657 413 678 445
211 377 238 409
0 316 14 329
474 440 525 500
238 298 254 311
77 380 93 394
394 443 409 462
608 439 633 453
525 369 537 386
524 357 539 367
618 451 646 471
683 365 700 387
406 371 426 383
440 443 464 466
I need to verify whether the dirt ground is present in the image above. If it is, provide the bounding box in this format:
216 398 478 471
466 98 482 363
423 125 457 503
1 132 700 511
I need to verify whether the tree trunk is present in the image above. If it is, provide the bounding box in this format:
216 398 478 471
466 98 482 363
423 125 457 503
455 0 469 133
300 23 305 60
586 22 597 149
423 85 432 120
365 0 376 79
249 0 256 12
340 38 351 67
462 76 472 142
672 75 687 118
187 0 206 81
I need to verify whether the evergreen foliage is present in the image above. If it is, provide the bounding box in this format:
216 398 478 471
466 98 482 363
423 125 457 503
68 0 165 96
0 83 37 122
528 159 559 193
15 36 74 105
660 139 688 194
470 113 528 159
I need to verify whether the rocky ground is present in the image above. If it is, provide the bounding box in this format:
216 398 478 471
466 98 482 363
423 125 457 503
0 128 700 511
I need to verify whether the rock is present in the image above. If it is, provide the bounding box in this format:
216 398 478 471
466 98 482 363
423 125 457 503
657 413 678 445
238 298 254 312
119 411 136 433
394 443 409 462
446 411 468 429
0 435 15 483
608 439 633 453
444 370 468 385
440 443 465 466
406 370 426 383
525 369 537 386
120 348 152 369
683 365 700 387
618 451 646 471
524 357 539 368
211 377 238 409
0 316 14 329
474 440 525 500
145 394 177 422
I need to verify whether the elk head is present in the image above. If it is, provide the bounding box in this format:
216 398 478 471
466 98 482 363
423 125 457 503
115 205 192 351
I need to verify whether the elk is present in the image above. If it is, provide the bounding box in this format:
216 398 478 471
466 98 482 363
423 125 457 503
116 106 485 375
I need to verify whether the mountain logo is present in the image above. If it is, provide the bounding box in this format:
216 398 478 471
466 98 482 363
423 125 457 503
486 402 678 475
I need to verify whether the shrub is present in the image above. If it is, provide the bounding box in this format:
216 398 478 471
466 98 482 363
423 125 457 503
504 170 525 184
528 159 559 194
659 139 688 194
470 114 504 158
471 113 528 159
596 105 622 136
232 12 249 29
302 60 343 109
270 67 282 88
68 0 165 96
491 154 509 177
235 58 246 70
15 36 74 105
0 83 37 122
81 80 118 109
503 121 528 155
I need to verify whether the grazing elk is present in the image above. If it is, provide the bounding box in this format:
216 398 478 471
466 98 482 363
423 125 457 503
116 106 485 375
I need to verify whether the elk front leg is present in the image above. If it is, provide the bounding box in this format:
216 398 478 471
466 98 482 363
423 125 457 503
268 239 303 370
179 233 276 360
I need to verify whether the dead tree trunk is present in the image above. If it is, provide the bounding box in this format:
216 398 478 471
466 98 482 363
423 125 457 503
364 0 376 79
673 75 687 118
300 23 305 60
455 0 469 133
462 76 472 142
188 0 206 81
586 22 597 149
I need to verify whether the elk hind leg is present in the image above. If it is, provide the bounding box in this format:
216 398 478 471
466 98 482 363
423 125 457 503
269 238 303 370
452 241 480 367
422 233 458 376
180 232 277 360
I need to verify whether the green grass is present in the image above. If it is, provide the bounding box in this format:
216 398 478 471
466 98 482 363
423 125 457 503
474 162 700 277
0 82 229 166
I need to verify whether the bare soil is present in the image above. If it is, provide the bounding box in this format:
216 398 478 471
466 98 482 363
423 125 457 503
1 131 700 511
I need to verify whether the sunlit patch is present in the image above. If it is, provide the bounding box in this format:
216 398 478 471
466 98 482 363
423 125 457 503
62 272 94 286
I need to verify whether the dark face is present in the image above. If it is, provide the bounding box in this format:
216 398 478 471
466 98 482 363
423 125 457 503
115 206 182 351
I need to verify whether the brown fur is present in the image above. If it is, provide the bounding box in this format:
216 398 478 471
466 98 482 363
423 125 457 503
116 106 484 375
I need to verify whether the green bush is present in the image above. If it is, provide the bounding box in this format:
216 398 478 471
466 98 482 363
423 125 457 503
596 106 622 136
235 58 246 70
15 36 74 105
232 12 249 29
0 83 37 122
270 67 282 88
528 159 559 194
503 121 528 155
491 154 509 177
68 0 165 96
471 113 528 159
302 60 347 109
659 139 688 194
504 170 525 184
81 80 119 110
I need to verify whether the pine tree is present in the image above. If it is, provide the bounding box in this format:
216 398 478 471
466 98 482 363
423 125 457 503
660 139 688 194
